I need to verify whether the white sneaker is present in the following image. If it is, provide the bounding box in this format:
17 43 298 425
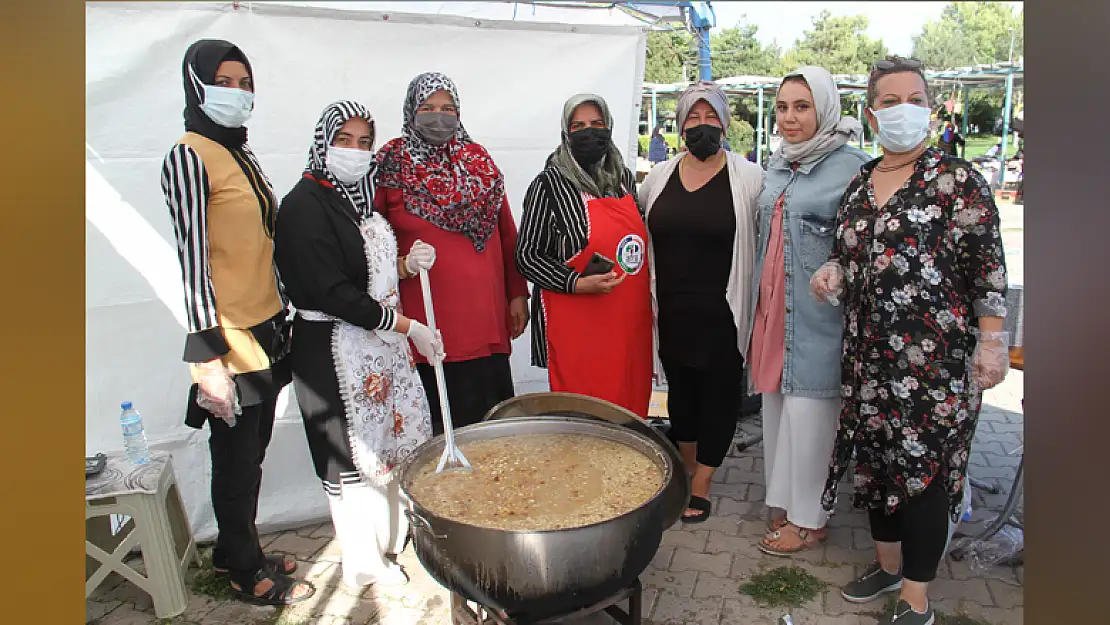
342 564 409 591
369 564 410 587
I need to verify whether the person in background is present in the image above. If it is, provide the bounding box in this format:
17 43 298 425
515 93 652 418
936 117 965 157
638 81 764 523
275 101 441 589
160 39 314 605
375 72 530 434
811 56 1010 625
648 125 668 164
748 66 871 555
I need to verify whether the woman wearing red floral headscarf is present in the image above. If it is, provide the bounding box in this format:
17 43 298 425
375 72 530 434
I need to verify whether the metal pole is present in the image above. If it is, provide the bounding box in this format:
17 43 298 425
961 86 970 136
857 94 865 150
650 86 658 133
756 86 764 166
998 72 1014 186
696 26 711 81
766 102 773 159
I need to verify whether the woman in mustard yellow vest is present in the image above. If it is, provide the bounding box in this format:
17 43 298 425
160 39 314 605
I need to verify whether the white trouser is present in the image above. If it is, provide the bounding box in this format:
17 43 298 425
762 393 840 529
327 478 409 588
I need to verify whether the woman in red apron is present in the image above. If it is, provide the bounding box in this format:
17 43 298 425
515 93 652 418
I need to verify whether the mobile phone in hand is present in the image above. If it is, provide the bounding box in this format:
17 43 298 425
581 252 616 277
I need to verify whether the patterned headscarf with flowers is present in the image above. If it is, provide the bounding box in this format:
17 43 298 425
375 72 506 252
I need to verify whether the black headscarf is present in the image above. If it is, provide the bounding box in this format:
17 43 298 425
179 39 276 236
182 39 254 149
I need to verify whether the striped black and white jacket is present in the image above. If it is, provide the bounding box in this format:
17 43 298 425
514 164 639 368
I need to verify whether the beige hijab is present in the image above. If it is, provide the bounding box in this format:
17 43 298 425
776 66 863 166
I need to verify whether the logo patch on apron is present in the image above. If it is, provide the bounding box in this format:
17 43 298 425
616 234 645 275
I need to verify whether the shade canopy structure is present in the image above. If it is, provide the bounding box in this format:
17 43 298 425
643 62 1024 170
85 0 651 541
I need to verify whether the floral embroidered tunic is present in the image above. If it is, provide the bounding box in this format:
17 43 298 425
821 148 1008 520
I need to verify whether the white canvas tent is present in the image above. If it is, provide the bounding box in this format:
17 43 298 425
85 1 648 540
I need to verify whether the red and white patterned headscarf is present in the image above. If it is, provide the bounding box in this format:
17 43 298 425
375 72 506 252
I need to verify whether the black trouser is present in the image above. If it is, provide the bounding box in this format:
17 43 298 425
661 358 745 469
418 354 515 437
868 477 951 583
208 397 277 587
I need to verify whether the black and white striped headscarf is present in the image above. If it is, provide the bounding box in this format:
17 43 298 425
305 100 377 219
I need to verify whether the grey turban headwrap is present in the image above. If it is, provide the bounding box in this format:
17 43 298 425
677 81 731 131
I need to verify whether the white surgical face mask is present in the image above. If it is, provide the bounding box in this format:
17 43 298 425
870 103 931 153
190 65 254 128
326 147 375 185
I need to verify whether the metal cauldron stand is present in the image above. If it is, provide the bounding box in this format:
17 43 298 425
450 578 643 625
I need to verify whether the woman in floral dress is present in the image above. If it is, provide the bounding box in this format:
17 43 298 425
811 57 1012 625
274 101 443 590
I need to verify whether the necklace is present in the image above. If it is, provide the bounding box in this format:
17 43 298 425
875 147 926 173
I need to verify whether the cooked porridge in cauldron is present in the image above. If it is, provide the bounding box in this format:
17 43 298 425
408 433 664 531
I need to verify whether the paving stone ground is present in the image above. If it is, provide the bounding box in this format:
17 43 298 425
87 371 1024 625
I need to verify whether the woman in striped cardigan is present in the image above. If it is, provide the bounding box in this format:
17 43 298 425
515 93 653 419
160 39 313 605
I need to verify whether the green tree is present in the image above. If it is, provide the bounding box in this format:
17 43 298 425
645 29 693 83
781 10 889 75
710 22 782 79
911 3 1023 69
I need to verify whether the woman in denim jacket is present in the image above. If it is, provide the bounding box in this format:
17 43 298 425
748 66 872 555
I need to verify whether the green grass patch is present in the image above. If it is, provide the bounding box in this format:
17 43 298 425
190 550 232 600
738 565 828 608
960 135 1020 160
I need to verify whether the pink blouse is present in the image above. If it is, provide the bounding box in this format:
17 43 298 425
748 192 787 394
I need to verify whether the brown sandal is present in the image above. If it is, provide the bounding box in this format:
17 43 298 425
759 523 826 557
766 514 789 534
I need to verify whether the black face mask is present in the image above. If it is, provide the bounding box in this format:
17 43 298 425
684 124 723 161
568 127 612 167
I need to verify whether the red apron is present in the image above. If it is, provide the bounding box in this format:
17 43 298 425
541 193 653 418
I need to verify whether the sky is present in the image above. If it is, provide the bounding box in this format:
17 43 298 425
708 1 1024 56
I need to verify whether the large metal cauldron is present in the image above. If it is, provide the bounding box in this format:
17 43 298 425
483 392 691 530
398 415 675 623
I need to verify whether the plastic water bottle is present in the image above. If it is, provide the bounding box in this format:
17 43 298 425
120 401 150 465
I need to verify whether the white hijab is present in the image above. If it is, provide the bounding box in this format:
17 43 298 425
776 66 863 166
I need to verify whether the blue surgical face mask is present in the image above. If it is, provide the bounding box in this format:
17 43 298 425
870 103 931 153
190 65 254 128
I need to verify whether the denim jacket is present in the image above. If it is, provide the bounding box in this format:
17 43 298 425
748 143 872 398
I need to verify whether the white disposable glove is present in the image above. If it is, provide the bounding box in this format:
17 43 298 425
405 240 436 275
971 330 1010 390
810 261 845 305
195 361 242 427
406 320 446 363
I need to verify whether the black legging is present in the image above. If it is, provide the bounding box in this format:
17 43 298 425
661 359 745 468
868 476 951 583
206 397 277 589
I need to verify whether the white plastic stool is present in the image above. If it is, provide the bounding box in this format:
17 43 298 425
86 452 201 618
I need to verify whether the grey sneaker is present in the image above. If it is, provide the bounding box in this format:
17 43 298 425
878 599 935 624
841 561 903 603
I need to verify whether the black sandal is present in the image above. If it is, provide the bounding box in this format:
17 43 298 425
214 553 297 576
681 495 712 524
230 570 316 606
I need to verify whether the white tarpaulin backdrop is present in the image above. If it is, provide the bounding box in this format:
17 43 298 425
86 1 647 539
